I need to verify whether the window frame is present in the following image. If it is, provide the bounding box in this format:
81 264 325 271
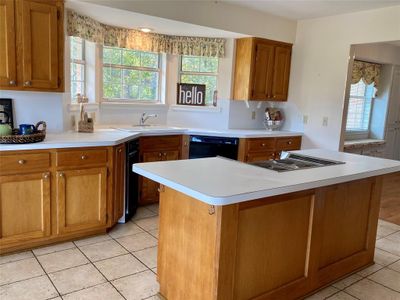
345 80 375 138
101 46 162 103
70 37 86 99
178 55 219 106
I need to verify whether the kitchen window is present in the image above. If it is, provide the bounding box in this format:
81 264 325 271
70 37 86 99
102 47 161 102
346 80 375 133
179 55 219 105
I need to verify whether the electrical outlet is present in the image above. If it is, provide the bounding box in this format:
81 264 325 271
323 117 328 127
251 111 256 120
303 115 309 124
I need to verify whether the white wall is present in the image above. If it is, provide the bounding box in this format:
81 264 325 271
82 0 297 43
353 43 400 65
284 5 400 150
0 90 67 133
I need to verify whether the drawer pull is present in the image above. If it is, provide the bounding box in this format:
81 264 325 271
261 143 266 147
287 141 293 145
81 155 87 160
18 159 26 165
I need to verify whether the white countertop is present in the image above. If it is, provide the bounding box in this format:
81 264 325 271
0 127 302 151
132 149 400 206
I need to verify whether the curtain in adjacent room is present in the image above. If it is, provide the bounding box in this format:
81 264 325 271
351 60 381 90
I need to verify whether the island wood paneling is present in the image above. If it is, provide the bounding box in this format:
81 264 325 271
157 177 383 300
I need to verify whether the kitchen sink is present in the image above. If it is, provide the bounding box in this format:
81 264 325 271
250 152 345 172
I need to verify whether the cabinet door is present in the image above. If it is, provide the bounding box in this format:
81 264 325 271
252 43 274 100
113 145 125 223
0 0 16 88
0 172 51 246
57 168 107 234
161 150 180 161
139 151 162 205
271 46 292 101
21 0 58 89
246 152 275 163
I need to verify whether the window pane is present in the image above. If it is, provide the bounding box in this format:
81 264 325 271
199 57 218 73
180 74 217 104
70 37 83 60
103 47 122 64
71 63 85 81
181 56 200 72
346 81 373 131
140 71 158 100
71 81 84 99
103 83 122 98
103 67 121 84
122 50 140 67
141 52 159 68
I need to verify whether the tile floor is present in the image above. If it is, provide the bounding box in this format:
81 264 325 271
0 204 399 300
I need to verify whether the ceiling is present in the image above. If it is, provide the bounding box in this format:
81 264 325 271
66 1 246 38
220 0 400 20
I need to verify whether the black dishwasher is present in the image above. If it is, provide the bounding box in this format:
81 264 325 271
124 139 139 222
189 135 239 160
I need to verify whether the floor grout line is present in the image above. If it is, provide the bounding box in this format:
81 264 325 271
31 250 62 298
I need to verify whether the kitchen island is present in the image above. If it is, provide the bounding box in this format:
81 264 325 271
133 150 400 300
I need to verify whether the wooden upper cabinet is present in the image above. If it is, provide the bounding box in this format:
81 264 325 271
21 0 58 89
0 0 16 87
233 37 292 101
0 0 64 91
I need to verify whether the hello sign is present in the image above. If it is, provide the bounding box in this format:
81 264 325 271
177 83 206 106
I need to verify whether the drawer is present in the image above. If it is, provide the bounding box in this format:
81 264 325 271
275 136 302 151
246 138 276 152
0 152 50 175
56 149 108 167
246 151 275 163
140 135 181 151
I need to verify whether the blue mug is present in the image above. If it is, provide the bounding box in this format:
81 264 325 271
19 124 35 135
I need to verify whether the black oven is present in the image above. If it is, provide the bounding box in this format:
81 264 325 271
189 135 239 160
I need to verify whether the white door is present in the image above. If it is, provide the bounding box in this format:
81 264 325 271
385 67 400 160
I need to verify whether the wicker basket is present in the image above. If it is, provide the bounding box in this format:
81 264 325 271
0 121 46 144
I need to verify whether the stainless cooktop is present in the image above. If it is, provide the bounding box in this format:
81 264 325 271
250 152 345 172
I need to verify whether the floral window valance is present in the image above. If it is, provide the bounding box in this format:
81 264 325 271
351 60 381 89
66 10 226 58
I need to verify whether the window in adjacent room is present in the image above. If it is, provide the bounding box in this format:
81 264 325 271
179 55 219 105
70 37 86 99
346 80 375 132
102 47 161 102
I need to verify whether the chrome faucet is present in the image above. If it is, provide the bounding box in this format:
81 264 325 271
140 112 158 125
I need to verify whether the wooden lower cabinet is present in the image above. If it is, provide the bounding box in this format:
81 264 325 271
139 136 183 205
158 177 382 300
113 144 125 223
0 172 51 247
56 167 107 234
238 136 302 162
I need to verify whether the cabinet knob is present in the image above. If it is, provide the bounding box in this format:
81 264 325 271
287 141 293 145
18 159 26 165
118 149 122 153
81 155 87 160
43 172 50 179
163 152 167 156
184 142 188 147
24 80 32 87
59 173 64 177
261 143 266 147
9 80 16 86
